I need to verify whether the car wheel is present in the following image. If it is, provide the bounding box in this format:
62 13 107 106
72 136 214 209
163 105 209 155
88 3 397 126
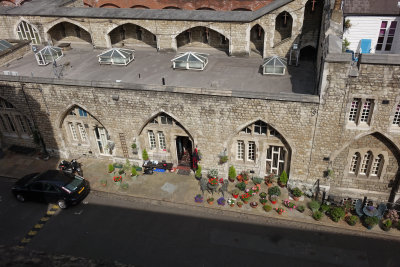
16 194 25 202
57 200 67 209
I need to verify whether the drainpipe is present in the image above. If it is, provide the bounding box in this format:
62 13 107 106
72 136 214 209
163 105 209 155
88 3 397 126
20 83 49 158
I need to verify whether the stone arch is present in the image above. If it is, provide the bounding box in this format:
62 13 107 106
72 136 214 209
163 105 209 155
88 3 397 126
196 7 215 10
227 118 293 177
175 25 230 54
330 132 400 203
274 11 293 45
58 104 113 156
84 3 92 7
249 24 265 57
130 5 149 9
300 45 317 61
100 3 120 8
107 22 157 49
138 111 196 165
14 19 41 44
44 18 92 46
162 6 180 9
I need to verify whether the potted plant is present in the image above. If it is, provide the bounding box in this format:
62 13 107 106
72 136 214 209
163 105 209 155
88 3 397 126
243 174 249 184
381 219 392 231
313 211 323 221
344 19 352 29
236 174 243 182
268 186 281 197
219 155 228 164
131 143 138 154
208 177 219 190
283 199 296 211
113 175 122 183
100 179 107 187
195 165 202 180
291 187 302 201
228 165 236 182
270 195 278 204
108 164 114 173
260 198 268 205
227 198 236 207
259 192 267 199
217 197 226 206
240 192 251 204
275 207 285 215
278 171 288 187
384 209 399 223
235 182 246 191
207 197 214 205
364 216 379 229
329 207 345 222
296 205 305 213
320 203 330 213
194 194 203 203
263 205 272 212
142 148 149 161
131 166 138 178
232 189 240 199
207 169 218 178
345 215 358 226
264 176 273 187
237 201 243 208
250 201 258 208
308 200 321 212
252 176 263 185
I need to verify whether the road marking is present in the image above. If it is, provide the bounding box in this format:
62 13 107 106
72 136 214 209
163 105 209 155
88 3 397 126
18 205 60 248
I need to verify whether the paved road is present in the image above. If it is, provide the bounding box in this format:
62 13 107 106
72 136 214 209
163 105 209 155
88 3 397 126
1 177 400 267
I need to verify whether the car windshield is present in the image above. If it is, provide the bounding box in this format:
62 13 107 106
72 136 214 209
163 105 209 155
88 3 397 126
64 175 84 191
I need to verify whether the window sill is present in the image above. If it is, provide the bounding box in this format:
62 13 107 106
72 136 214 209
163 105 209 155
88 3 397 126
346 123 371 130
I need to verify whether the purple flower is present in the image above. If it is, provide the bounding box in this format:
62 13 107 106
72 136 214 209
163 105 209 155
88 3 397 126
217 197 226 206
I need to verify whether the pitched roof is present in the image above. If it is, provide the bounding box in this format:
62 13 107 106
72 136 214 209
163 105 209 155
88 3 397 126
343 0 400 16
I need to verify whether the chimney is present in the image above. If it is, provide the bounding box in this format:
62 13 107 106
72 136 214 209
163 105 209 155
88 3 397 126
334 0 342 10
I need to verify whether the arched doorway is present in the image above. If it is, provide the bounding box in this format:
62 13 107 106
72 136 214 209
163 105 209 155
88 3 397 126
300 45 317 61
139 112 194 166
60 105 113 157
250 24 264 57
274 11 293 45
47 22 92 47
230 120 291 177
176 26 229 54
331 132 400 203
108 23 157 49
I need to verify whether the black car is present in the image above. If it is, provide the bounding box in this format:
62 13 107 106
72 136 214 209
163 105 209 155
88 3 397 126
11 170 90 209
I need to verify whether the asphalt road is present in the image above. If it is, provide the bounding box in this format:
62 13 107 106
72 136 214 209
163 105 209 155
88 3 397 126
1 177 400 267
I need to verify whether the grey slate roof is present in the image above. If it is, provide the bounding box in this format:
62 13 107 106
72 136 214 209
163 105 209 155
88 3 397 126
343 0 400 16
0 0 293 22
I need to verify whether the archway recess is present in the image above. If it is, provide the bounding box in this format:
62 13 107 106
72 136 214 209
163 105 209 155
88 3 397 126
274 11 293 45
108 23 157 49
47 22 92 46
250 24 265 57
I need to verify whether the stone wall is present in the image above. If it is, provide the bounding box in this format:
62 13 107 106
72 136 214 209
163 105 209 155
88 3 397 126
0 39 31 67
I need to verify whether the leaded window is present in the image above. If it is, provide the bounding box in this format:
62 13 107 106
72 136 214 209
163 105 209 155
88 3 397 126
158 132 166 150
78 108 87 117
360 151 372 175
16 21 41 44
248 142 255 161
69 123 78 141
4 114 15 132
78 123 87 141
16 115 27 133
254 121 267 135
349 153 360 173
349 98 360 122
393 104 400 125
237 140 244 160
148 130 156 149
360 99 372 123
0 115 7 131
370 154 383 176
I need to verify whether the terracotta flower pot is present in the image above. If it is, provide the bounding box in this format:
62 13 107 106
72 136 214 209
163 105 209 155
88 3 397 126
244 180 248 185
278 211 283 215
243 200 248 204
230 204 235 207
208 201 214 205
293 196 300 201
233 194 238 199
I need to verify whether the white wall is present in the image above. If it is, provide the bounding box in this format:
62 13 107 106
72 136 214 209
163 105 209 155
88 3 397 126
343 16 400 54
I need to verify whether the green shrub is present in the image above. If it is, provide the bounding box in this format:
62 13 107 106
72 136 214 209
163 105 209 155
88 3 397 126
268 186 281 197
382 219 392 229
235 182 246 191
207 169 218 178
195 165 202 178
330 207 345 222
118 169 125 175
364 216 379 227
131 143 137 149
131 166 137 176
309 200 321 212
313 211 323 221
252 177 263 185
220 155 228 163
259 192 267 199
260 199 268 205
142 149 149 160
320 203 330 213
232 189 240 195
228 166 236 180
108 164 114 173
124 159 131 172
346 215 359 226
296 205 305 213
279 170 288 185
263 205 272 212
292 187 302 197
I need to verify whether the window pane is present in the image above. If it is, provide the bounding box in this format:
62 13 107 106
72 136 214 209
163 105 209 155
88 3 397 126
237 141 244 160
148 131 156 149
158 132 166 150
381 21 387 28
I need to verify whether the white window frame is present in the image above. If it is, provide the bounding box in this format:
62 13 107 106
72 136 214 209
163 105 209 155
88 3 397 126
393 103 400 126
248 141 255 161
254 121 267 135
348 98 360 122
158 131 166 150
78 123 87 142
266 146 285 175
237 140 244 160
359 152 372 175
69 122 78 141
148 130 156 150
348 98 374 126
360 99 372 123
16 21 41 44
349 153 359 174
376 20 397 52
370 155 383 176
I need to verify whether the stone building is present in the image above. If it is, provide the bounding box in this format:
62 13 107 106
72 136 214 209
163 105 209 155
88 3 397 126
0 0 399 205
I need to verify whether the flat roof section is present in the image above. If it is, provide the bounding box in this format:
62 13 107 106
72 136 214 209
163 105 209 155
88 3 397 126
0 46 316 96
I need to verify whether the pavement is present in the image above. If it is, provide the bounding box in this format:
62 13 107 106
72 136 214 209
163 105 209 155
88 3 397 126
1 150 400 240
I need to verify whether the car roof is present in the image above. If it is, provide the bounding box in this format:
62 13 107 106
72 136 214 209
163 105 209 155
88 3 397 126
35 170 74 186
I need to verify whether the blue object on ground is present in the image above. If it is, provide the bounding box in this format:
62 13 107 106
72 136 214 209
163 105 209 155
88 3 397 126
154 168 166 172
360 39 371 54
376 203 387 219
355 199 364 217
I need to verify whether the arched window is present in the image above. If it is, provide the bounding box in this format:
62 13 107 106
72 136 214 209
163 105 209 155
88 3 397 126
349 152 360 174
392 103 400 126
370 154 384 176
360 151 372 175
274 12 293 44
17 21 41 44
0 98 33 137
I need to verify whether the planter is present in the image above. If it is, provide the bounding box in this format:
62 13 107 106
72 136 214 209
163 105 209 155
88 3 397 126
237 204 243 208
293 196 300 201
250 202 258 208
114 181 121 187
100 180 107 187
278 211 283 215
243 200 249 204
207 201 214 205
244 180 249 185
278 181 286 188
232 194 238 199
230 204 235 207
271 200 277 204
229 177 235 183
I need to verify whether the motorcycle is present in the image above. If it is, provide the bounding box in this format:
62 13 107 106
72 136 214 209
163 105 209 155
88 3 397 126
58 159 83 176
